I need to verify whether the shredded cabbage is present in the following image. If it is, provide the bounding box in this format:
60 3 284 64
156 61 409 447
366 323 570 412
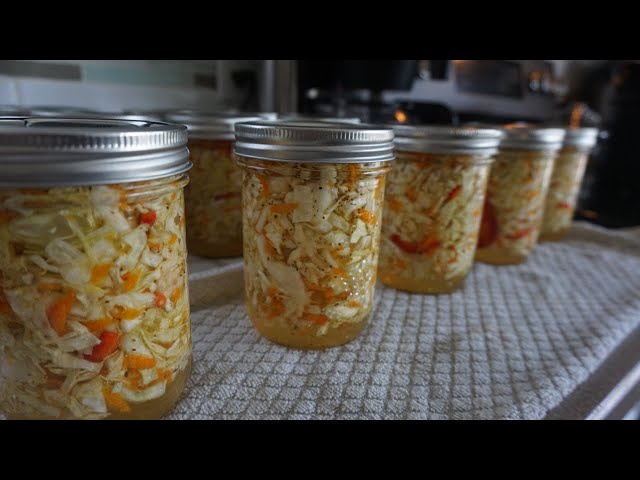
475 149 555 264
184 139 243 257
239 158 387 348
379 152 491 293
0 176 191 419
541 148 589 239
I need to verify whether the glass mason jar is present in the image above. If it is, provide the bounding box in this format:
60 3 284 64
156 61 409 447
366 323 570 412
234 121 395 349
475 124 565 265
540 128 598 241
164 111 263 258
379 125 503 293
0 117 193 419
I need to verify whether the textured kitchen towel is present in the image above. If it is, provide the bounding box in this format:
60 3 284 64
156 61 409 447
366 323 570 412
2 222 639 420
167 221 640 420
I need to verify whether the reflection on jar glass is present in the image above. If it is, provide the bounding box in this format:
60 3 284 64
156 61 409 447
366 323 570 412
235 121 394 349
540 128 598 241
379 125 502 293
475 125 565 265
0 118 192 419
164 111 263 258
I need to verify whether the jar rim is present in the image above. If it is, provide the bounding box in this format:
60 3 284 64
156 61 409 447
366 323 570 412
0 117 191 187
234 120 395 163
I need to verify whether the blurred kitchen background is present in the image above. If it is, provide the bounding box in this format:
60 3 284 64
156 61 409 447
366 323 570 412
0 60 637 228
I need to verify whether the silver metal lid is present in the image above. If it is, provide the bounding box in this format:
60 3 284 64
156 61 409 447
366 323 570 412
280 114 361 125
563 127 599 149
0 105 33 116
244 112 278 121
0 117 191 187
500 123 566 151
49 111 166 123
234 120 395 163
390 124 504 155
26 105 97 116
164 110 265 140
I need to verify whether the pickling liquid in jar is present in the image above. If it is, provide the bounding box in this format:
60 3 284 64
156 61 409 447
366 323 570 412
540 128 598 242
378 125 501 294
234 121 395 349
0 118 193 420
164 112 263 258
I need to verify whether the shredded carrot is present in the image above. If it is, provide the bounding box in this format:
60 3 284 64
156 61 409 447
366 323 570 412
264 236 276 257
85 331 119 362
19 188 44 194
387 197 403 213
0 210 16 224
556 202 572 210
257 174 270 197
303 313 329 325
267 296 285 319
154 292 166 308
406 186 418 202
332 267 347 277
126 369 143 389
347 164 360 186
348 300 361 308
44 368 65 389
37 282 63 292
213 192 238 201
391 256 407 270
170 287 182 304
391 233 440 257
375 177 385 200
336 291 349 301
270 203 299 214
357 209 377 225
46 290 76 336
124 354 157 370
102 386 131 413
149 242 161 253
168 234 178 246
0 287 12 314
91 263 112 285
506 228 532 240
415 153 436 167
139 210 157 226
158 340 176 349
445 185 462 204
157 368 173 383
121 270 140 292
526 189 539 200
112 307 142 321
84 317 114 334
304 280 335 301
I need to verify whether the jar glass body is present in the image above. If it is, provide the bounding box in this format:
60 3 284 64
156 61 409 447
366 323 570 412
184 138 243 257
475 149 556 265
379 150 492 293
540 146 590 241
0 175 191 419
236 156 389 349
